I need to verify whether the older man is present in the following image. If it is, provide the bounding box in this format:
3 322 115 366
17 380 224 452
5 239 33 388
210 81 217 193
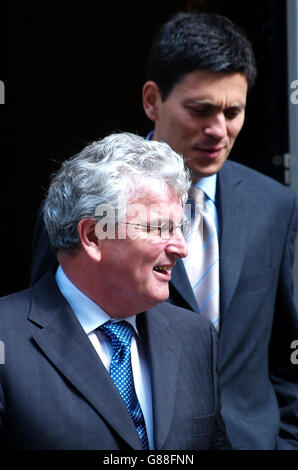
0 133 230 450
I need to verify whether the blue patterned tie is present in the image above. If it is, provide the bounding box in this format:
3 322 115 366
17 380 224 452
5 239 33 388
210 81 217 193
99 320 149 449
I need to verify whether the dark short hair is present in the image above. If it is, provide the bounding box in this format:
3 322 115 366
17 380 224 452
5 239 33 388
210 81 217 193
146 12 257 100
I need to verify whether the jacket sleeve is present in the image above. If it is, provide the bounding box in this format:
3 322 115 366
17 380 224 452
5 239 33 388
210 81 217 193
269 192 298 449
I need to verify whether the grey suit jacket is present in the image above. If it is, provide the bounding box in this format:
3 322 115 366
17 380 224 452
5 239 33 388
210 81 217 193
169 160 298 449
0 269 231 450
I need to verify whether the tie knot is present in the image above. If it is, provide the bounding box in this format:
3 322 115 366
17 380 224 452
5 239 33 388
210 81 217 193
189 187 206 210
100 320 133 350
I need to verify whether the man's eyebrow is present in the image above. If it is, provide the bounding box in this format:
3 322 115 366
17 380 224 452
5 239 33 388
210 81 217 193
227 104 246 110
184 99 246 109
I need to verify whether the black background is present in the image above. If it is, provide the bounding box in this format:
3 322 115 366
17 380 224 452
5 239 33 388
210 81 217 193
0 0 289 295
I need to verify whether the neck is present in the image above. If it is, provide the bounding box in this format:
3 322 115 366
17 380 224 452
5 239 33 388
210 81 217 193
58 255 148 319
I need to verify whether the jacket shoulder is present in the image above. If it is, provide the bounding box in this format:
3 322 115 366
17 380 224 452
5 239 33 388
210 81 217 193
151 301 214 336
222 160 295 195
0 288 32 321
221 161 298 218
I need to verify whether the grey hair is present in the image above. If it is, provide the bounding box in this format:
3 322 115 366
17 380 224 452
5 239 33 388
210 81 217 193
43 132 191 251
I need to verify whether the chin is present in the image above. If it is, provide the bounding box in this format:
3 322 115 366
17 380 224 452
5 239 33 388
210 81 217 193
195 162 225 178
156 291 170 304
147 290 169 308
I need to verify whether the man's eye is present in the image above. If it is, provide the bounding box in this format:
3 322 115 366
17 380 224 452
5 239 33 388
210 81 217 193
189 107 208 115
161 222 173 236
224 108 241 119
146 225 161 236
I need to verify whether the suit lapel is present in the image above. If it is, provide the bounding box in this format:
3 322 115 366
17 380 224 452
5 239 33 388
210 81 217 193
170 258 200 313
218 163 249 317
170 162 249 323
137 307 181 450
28 271 143 450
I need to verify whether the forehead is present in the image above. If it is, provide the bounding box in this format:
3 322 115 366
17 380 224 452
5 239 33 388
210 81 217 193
126 184 183 220
168 70 248 107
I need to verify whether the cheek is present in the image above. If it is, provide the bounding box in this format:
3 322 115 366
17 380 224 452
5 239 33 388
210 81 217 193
137 245 167 279
164 106 193 133
173 109 197 132
229 117 245 142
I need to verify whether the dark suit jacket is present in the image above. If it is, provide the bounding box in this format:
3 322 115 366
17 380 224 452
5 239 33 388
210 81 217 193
0 268 230 450
29 160 298 450
170 161 298 449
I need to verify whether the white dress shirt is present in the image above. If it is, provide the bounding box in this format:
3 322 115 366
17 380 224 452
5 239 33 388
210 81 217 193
55 265 154 449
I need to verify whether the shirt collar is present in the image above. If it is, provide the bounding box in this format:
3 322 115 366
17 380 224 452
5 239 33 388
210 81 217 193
194 174 217 204
55 265 138 335
146 130 154 140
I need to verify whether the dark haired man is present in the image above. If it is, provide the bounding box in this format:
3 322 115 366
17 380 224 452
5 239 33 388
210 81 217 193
30 12 298 449
142 12 298 450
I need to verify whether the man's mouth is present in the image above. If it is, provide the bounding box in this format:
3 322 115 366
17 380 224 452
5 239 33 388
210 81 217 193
193 146 225 158
153 265 173 275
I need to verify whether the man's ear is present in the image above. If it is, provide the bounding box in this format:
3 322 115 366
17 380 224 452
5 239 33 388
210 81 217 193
77 218 102 262
142 81 161 121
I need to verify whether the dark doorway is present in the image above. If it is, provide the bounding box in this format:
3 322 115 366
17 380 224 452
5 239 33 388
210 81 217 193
0 0 289 295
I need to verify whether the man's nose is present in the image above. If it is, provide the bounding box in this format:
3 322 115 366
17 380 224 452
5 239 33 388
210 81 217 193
203 113 227 140
166 228 188 259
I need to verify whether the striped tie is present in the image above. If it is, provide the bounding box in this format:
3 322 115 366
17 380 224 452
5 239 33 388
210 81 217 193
99 320 150 449
183 187 220 331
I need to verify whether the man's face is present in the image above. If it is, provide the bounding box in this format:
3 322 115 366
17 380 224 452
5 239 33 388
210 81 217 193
144 70 248 181
97 186 188 317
